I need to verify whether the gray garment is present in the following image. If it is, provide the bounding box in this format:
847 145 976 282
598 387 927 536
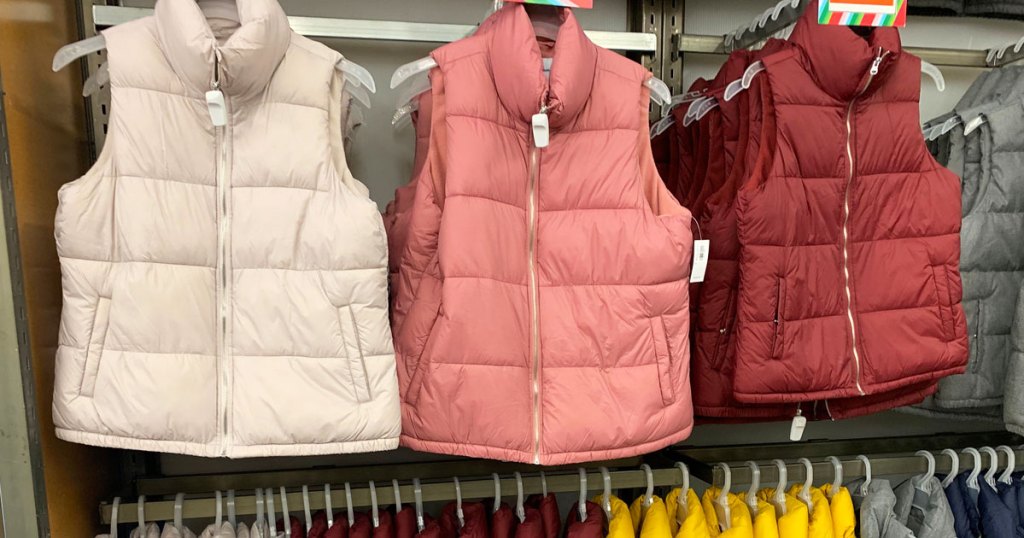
894 476 957 538
849 479 915 538
965 0 1024 18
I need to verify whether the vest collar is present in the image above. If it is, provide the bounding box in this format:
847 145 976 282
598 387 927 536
488 4 598 128
787 0 902 101
155 0 292 98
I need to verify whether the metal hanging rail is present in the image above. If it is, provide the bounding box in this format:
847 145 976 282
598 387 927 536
90 5 658 52
101 466 687 524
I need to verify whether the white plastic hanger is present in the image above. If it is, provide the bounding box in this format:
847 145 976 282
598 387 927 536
921 61 945 92
227 490 237 529
279 487 291 537
771 459 788 516
301 486 312 533
724 61 765 102
981 447 999 488
826 456 843 499
540 471 548 497
577 469 588 522
998 446 1016 485
745 461 760 518
175 493 187 534
674 462 690 523
796 459 813 512
962 448 982 493
393 479 403 512
324 484 334 528
413 478 425 532
137 495 147 536
964 112 988 136
641 464 655 509
345 81 372 110
599 466 613 520
940 449 959 489
714 463 732 531
266 488 278 537
345 483 355 525
369 481 380 528
392 71 431 128
215 491 224 528
453 477 465 529
913 451 936 488
254 489 265 535
514 472 526 523
110 496 121 538
857 455 872 497
492 473 503 514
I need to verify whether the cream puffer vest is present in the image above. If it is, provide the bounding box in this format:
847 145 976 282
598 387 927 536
52 0 399 457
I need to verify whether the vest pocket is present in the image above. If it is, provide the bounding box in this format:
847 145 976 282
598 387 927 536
771 277 786 360
710 288 737 369
80 297 111 398
931 264 956 342
650 316 677 405
338 305 373 403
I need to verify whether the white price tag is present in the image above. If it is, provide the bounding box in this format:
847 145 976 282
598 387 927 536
690 240 710 283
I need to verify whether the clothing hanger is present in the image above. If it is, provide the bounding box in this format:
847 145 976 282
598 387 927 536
345 483 355 525
392 73 431 128
981 446 999 488
254 489 265 536
369 481 380 528
964 112 989 136
413 478 425 532
714 463 732 531
998 446 1016 485
279 486 291 537
228 490 237 529
491 474 502 514
649 90 705 138
641 464 655 509
745 461 760 518
857 455 872 497
796 459 813 512
962 448 982 493
301 486 313 533
940 449 959 489
913 451 936 489
175 493 187 534
110 496 121 538
577 469 588 522
137 495 147 536
453 477 466 528
771 459 788 516
826 456 843 499
393 479 403 513
215 490 224 529
599 466 613 520
324 484 334 529
514 472 526 523
345 81 373 110
540 472 548 497
266 488 278 536
674 462 690 523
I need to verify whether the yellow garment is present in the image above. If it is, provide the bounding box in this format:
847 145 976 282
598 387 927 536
629 495 673 538
786 486 833 538
701 488 753 538
757 489 809 538
818 485 856 538
591 494 634 538
665 488 711 538
749 498 778 538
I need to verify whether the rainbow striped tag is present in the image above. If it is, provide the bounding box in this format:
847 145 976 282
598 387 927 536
503 0 594 7
819 0 906 26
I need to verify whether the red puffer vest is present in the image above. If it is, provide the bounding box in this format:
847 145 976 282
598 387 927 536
393 4 694 464
733 3 968 405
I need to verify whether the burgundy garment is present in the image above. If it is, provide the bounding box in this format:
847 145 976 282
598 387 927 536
351 513 374 538
733 0 967 405
309 511 330 538
325 514 349 538
513 507 544 538
396 507 419 538
414 515 446 538
525 493 560 538
441 502 489 538
563 502 605 538
490 503 517 538
276 516 305 538
374 509 396 538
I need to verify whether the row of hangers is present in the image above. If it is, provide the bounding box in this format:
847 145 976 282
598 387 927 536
705 445 1020 532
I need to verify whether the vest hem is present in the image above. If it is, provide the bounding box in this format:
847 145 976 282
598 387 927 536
56 428 400 458
400 423 693 465
733 365 963 404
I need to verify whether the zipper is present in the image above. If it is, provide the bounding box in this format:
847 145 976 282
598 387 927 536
527 102 548 464
211 52 233 455
842 48 886 396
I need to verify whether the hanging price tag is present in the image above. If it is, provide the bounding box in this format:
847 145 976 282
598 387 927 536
690 240 710 283
818 0 906 27
503 0 594 7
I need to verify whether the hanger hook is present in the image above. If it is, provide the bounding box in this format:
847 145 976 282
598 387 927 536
577 468 588 523
413 478 425 532
715 463 733 531
599 466 613 517
981 446 999 487
228 489 237 528
301 486 313 533
492 473 502 514
797 458 813 511
111 496 121 538
324 484 334 528
266 488 277 535
215 490 223 527
998 446 1016 484
716 463 732 497
345 482 355 524
772 459 787 516
137 495 146 533
514 472 526 523
393 479 403 510
370 481 380 528
674 462 690 523
826 456 843 498
745 462 760 517
641 464 655 508
453 477 465 528
279 487 291 537
857 455 872 496
540 471 548 497
175 493 186 533
914 451 936 487
940 450 959 489
963 448 982 490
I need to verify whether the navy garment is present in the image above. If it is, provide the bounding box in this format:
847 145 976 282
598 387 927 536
979 480 1024 538
943 472 981 538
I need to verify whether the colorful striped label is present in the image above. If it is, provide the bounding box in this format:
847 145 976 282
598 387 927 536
503 0 594 7
819 0 906 26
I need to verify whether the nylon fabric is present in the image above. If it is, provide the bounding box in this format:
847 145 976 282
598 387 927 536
665 488 711 538
819 485 856 538
703 488 753 538
757 489 808 538
629 496 672 538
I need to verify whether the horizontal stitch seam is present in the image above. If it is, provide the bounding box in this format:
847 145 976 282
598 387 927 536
445 194 524 211
112 174 214 187
60 256 385 273
429 361 662 368
444 274 687 287
113 86 327 112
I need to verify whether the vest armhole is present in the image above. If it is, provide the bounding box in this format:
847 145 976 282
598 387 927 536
425 68 448 210
637 84 687 217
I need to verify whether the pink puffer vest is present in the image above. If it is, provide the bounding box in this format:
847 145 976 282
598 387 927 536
393 4 694 464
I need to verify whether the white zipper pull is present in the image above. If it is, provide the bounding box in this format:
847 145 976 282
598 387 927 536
869 49 884 76
206 53 227 127
532 104 549 148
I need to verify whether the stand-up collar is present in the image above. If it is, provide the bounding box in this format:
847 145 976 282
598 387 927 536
488 4 598 127
787 0 902 101
155 0 292 97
